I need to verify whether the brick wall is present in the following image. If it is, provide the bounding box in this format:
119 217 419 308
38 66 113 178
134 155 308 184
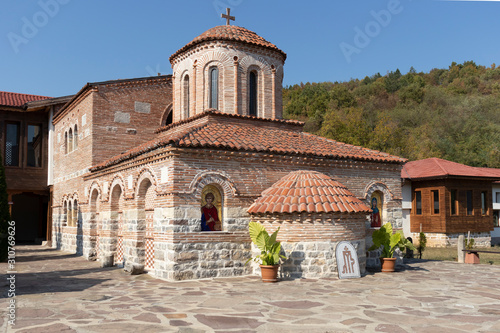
171 41 284 120
67 144 402 280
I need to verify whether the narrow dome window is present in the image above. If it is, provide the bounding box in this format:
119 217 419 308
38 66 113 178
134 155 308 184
183 74 190 118
209 67 218 109
249 71 258 116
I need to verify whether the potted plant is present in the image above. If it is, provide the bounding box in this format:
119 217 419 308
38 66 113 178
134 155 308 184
368 222 416 272
246 222 285 282
464 237 479 264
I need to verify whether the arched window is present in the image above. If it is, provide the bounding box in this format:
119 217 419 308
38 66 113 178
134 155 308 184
161 105 173 127
209 67 218 109
183 74 190 118
74 125 78 149
63 200 67 225
68 128 73 153
249 71 258 116
64 131 68 154
67 200 73 226
90 189 99 217
73 199 78 227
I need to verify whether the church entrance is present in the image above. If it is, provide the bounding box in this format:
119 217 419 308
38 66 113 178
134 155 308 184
116 212 124 265
11 192 49 243
144 209 155 270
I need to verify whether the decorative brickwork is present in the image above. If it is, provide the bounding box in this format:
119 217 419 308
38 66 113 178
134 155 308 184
51 24 406 281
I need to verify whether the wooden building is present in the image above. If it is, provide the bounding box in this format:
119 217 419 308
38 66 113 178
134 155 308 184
401 158 500 247
0 91 71 243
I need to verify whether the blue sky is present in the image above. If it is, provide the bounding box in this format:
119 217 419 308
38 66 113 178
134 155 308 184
1 0 499 97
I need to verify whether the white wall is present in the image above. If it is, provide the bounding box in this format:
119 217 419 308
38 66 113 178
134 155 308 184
402 182 412 237
492 183 500 243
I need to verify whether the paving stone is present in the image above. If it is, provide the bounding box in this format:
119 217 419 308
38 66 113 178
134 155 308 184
3 246 500 333
265 300 324 309
375 324 409 333
164 313 188 319
341 317 373 325
15 308 55 318
132 313 161 323
194 314 264 329
16 323 77 333
144 306 176 313
169 320 191 326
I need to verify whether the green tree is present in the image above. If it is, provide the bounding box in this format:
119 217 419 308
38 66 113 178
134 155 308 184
0 154 11 262
384 69 402 93
283 60 500 168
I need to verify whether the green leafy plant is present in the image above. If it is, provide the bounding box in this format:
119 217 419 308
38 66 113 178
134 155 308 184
368 223 416 258
246 222 285 266
0 154 10 262
465 238 475 250
417 232 427 259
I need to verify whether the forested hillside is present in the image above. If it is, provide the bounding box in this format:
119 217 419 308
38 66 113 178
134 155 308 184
283 61 500 168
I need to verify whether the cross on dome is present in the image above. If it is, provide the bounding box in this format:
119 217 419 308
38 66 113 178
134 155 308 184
221 8 235 25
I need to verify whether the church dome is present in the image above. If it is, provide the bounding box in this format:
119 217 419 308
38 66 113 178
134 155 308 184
248 170 371 215
169 25 287 63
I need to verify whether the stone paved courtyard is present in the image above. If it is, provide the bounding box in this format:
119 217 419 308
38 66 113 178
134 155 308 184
1 245 500 332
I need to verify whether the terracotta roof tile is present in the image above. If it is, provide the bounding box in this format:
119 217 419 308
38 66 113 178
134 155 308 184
0 91 51 107
402 158 500 180
247 170 371 215
91 110 405 171
176 123 404 163
170 25 286 62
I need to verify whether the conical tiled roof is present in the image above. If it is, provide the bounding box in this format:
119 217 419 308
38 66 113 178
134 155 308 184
169 25 286 62
248 170 371 215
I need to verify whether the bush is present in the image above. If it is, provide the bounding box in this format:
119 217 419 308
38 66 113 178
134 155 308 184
0 154 10 262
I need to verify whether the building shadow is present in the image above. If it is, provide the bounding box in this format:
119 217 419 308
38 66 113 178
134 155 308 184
2 266 120 297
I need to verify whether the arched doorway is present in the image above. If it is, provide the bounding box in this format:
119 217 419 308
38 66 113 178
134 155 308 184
137 178 156 270
110 184 123 265
90 189 100 257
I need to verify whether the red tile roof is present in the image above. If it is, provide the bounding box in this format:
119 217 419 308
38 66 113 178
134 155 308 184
0 91 51 107
401 158 500 180
90 111 406 172
247 170 371 215
169 25 287 62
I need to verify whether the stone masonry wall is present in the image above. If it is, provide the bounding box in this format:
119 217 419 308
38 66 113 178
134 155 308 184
409 231 491 248
252 214 367 279
58 145 402 281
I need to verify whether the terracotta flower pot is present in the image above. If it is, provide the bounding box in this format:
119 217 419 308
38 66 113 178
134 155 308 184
465 252 480 264
259 264 279 282
380 257 396 272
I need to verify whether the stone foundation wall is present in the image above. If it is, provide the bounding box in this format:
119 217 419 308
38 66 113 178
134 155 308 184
162 241 252 281
273 239 366 279
409 231 491 248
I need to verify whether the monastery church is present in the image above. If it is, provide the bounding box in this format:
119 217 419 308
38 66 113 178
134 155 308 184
50 13 406 280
